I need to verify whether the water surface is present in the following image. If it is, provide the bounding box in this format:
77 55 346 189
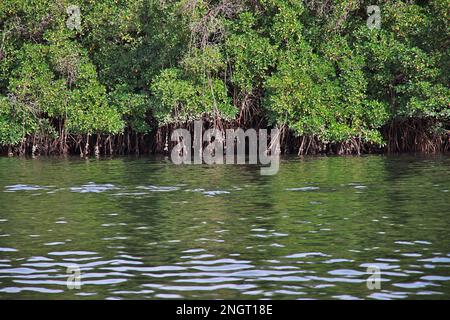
0 155 449 299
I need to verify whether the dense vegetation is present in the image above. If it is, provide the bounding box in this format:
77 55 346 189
0 0 449 156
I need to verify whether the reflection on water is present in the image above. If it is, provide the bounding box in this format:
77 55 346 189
0 155 449 299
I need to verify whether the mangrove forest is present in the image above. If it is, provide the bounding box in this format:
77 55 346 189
0 0 449 156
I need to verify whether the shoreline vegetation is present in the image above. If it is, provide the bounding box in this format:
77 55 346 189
1 119 450 157
1 1 449 157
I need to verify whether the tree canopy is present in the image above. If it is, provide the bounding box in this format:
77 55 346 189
0 0 448 154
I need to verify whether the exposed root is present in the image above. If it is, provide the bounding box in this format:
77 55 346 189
1 118 448 157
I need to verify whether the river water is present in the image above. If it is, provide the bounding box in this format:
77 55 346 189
0 155 449 299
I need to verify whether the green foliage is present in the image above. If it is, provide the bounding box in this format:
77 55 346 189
0 95 29 145
151 66 236 124
0 0 448 151
225 12 277 92
108 85 150 134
